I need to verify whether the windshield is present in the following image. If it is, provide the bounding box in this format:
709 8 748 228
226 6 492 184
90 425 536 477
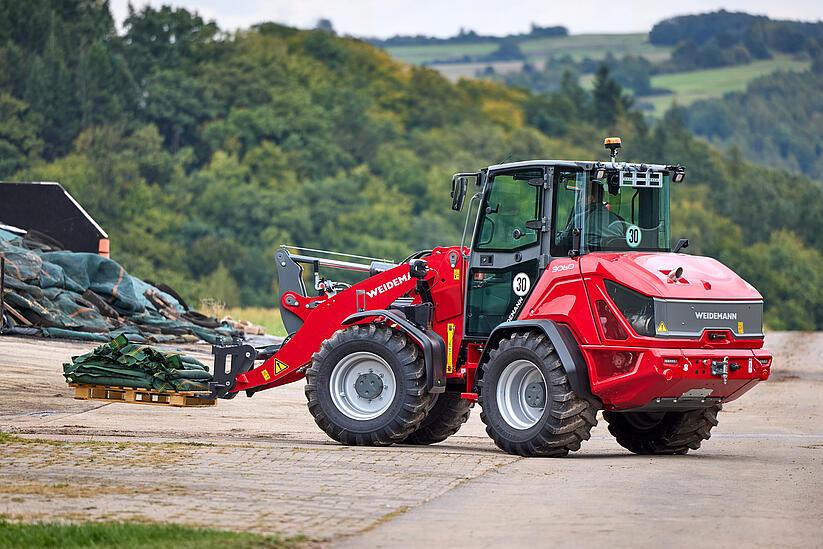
552 169 670 255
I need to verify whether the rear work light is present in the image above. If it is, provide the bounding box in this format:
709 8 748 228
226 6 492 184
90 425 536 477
596 300 628 340
604 280 656 337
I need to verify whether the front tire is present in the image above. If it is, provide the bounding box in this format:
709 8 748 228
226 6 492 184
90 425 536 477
305 324 431 446
478 331 597 457
603 405 721 455
401 392 472 445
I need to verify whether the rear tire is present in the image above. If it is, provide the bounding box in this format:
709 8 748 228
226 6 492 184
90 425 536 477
603 405 721 455
478 331 597 457
305 324 431 446
401 392 472 445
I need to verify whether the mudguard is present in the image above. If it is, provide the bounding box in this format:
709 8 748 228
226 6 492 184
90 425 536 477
477 319 601 407
342 309 446 393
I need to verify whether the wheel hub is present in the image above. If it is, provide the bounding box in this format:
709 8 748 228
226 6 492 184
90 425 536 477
524 382 545 408
496 359 547 430
329 351 396 420
355 372 384 399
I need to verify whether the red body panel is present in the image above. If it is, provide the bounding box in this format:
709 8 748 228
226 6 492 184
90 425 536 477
580 345 770 409
520 257 599 345
517 252 771 409
580 252 763 302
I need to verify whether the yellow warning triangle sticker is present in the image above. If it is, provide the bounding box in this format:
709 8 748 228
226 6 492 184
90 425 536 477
657 321 668 333
274 359 288 374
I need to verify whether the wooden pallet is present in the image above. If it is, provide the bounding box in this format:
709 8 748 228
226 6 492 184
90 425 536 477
70 384 216 407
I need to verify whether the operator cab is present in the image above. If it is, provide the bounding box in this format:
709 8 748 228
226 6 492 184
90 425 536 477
451 138 685 338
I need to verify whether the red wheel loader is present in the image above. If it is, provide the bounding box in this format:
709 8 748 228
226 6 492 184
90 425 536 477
209 138 772 457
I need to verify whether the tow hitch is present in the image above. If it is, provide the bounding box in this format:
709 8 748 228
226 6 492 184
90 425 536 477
711 356 741 384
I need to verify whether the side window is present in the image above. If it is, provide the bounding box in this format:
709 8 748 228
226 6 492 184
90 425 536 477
551 170 583 257
475 170 542 252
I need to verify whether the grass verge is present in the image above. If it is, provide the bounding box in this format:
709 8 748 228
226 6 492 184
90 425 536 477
225 307 287 337
0 520 304 549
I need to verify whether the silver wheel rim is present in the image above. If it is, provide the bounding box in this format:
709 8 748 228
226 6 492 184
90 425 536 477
496 359 546 430
329 351 397 420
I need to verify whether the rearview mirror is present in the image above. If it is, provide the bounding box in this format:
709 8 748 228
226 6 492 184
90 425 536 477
451 176 467 211
673 238 689 253
450 173 479 211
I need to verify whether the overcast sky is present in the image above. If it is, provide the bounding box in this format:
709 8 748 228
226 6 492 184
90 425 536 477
109 0 823 37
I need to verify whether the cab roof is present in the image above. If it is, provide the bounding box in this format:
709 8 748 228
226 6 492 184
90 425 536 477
485 160 673 172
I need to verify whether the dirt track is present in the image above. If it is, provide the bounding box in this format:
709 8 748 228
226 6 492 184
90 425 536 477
1 332 821 547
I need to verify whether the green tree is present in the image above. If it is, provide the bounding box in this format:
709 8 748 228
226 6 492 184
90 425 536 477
77 40 136 127
0 93 42 175
24 28 78 157
591 64 630 127
199 263 241 308
121 5 218 82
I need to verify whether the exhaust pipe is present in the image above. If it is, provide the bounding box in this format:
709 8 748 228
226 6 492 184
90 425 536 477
668 266 684 283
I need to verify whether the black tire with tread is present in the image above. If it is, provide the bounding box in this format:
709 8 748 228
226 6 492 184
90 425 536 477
478 331 597 457
305 324 431 446
401 392 472 445
603 405 721 455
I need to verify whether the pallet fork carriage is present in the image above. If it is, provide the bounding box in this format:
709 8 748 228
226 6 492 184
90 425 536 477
208 138 772 457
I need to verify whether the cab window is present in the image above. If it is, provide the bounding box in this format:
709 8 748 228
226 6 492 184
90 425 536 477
475 169 542 252
551 170 584 257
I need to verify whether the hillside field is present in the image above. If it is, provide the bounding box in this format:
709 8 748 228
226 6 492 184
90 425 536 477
386 33 669 65
384 33 810 115
637 56 812 115
387 33 670 81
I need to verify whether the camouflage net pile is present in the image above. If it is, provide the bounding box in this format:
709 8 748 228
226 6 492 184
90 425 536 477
63 334 212 392
0 233 237 344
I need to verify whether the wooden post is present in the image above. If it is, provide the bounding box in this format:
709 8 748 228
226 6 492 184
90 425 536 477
1 256 5 333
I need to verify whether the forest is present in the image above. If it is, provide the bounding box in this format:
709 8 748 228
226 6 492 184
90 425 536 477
685 68 823 175
650 10 823 70
0 1 821 330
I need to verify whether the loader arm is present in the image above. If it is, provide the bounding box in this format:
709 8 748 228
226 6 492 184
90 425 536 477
231 262 432 394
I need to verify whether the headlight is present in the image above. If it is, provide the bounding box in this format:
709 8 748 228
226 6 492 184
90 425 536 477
605 280 655 337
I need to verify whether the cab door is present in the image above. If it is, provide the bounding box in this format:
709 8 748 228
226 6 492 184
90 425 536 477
465 166 548 338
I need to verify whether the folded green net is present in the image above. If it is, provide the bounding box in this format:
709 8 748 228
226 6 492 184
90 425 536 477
63 334 213 392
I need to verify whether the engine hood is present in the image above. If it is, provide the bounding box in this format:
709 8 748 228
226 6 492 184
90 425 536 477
580 252 763 301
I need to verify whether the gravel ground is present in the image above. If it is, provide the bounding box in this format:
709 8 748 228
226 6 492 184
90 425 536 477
0 332 821 548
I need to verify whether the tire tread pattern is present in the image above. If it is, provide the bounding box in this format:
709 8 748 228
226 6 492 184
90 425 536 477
402 393 472 445
478 331 597 457
305 324 430 446
603 405 721 455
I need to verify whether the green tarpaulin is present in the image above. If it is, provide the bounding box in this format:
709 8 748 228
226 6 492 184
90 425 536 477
63 334 213 392
1 234 237 344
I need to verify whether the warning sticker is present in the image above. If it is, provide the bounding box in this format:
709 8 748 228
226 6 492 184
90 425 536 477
261 369 271 381
274 359 288 374
453 268 460 280
737 321 744 334
657 321 668 333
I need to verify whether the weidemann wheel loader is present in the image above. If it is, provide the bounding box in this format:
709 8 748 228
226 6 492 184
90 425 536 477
209 138 772 456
